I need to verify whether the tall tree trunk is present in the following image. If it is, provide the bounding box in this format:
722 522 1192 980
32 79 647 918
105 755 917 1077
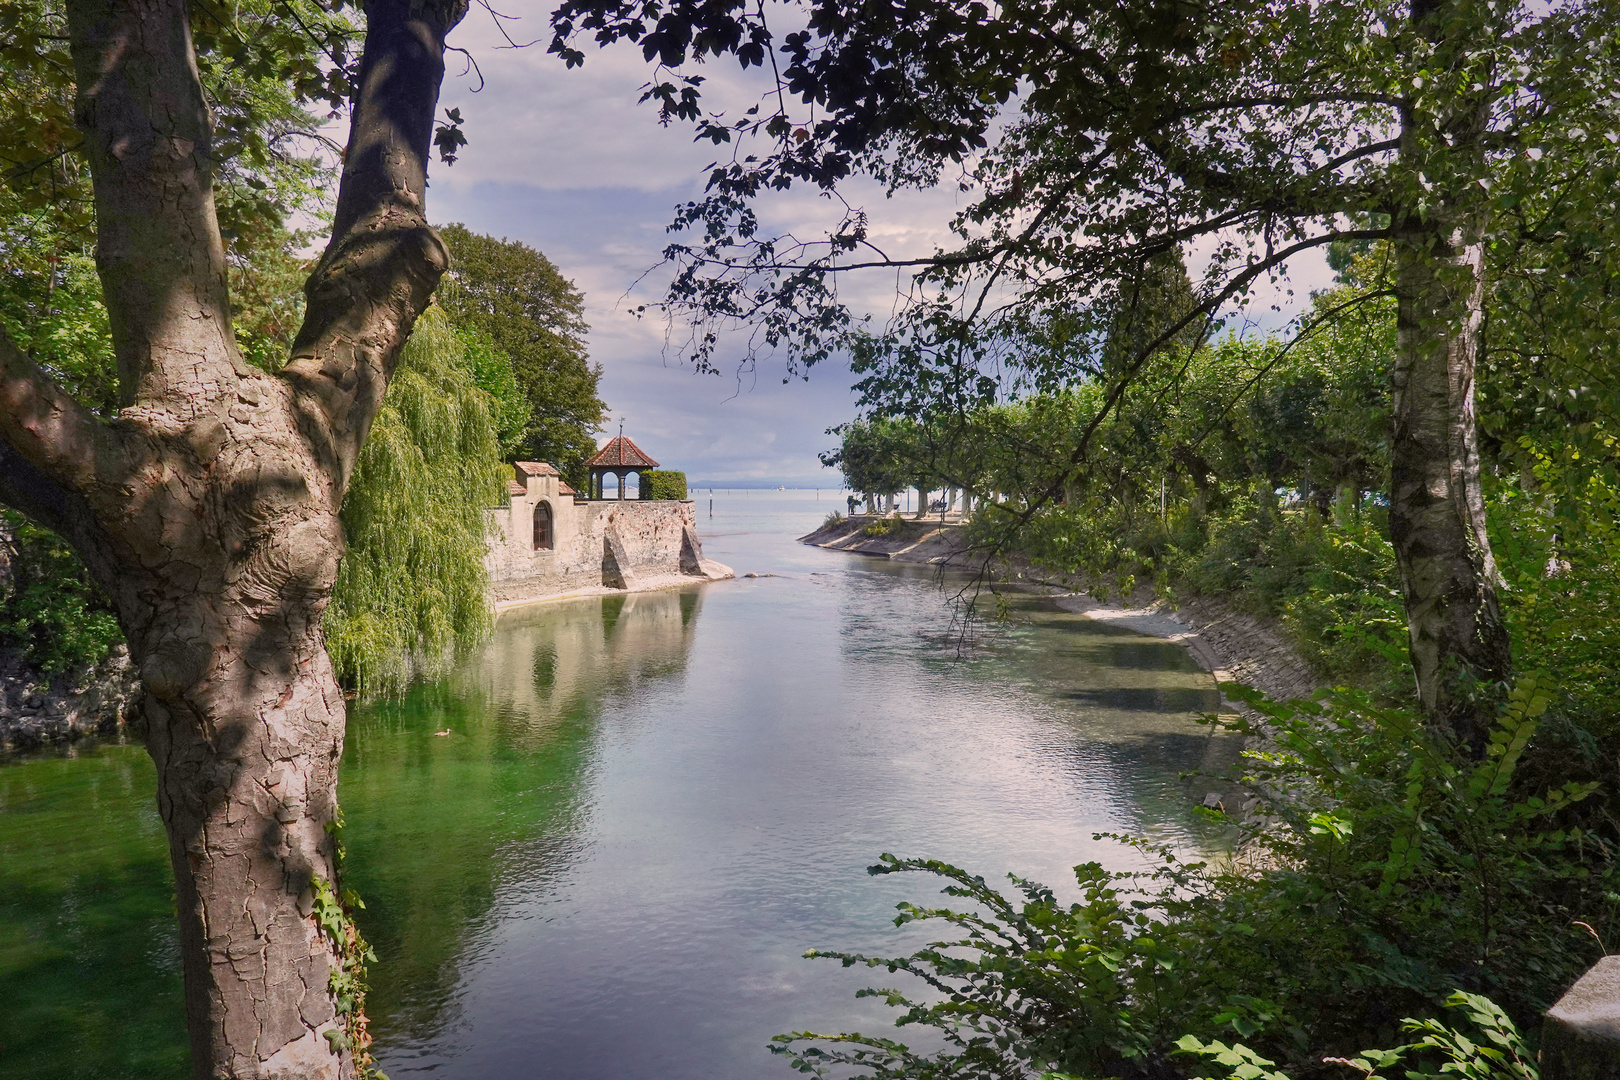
1389 0 1513 753
139 523 351 1077
0 0 467 1074
1391 221 1511 752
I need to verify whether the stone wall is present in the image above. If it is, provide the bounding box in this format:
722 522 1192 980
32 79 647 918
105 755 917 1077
0 519 141 751
0 645 141 752
488 464 730 608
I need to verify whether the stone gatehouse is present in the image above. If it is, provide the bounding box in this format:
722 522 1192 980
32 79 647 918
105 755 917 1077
486 452 730 610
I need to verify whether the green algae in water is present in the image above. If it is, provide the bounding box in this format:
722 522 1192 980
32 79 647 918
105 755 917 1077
0 743 186 1080
338 688 601 1045
0 692 603 1079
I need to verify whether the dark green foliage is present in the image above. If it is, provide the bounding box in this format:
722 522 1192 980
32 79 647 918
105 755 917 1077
454 321 531 456
775 681 1612 1079
1177 991 1539 1080
1168 496 1408 689
437 225 606 488
1006 492 1410 693
0 232 119 416
821 417 914 502
312 809 385 1078
2 0 347 373
0 510 121 676
641 470 688 500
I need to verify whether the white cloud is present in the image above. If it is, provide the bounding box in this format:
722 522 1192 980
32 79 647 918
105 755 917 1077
440 11 776 192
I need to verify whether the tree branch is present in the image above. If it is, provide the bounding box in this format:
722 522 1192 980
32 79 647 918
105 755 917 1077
0 329 130 575
0 328 117 502
0 443 123 583
283 0 470 492
66 0 246 416
1157 92 1408 126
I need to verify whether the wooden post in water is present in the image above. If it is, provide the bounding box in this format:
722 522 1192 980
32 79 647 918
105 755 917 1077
1542 956 1620 1079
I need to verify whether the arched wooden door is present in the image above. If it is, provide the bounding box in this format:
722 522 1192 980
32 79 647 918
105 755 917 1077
533 502 553 550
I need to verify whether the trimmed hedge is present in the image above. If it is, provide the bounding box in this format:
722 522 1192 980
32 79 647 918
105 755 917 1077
642 470 688 500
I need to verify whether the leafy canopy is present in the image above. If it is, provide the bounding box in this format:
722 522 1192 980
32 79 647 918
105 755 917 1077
0 0 354 257
549 0 1617 460
437 224 605 487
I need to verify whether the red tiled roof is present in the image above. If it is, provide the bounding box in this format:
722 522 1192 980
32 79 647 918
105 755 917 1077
508 480 526 497
558 480 577 495
585 435 659 469
514 461 559 476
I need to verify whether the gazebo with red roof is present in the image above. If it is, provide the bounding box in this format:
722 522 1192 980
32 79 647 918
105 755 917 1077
585 433 659 500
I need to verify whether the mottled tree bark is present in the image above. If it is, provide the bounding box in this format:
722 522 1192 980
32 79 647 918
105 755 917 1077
0 0 467 1074
1388 0 1513 754
1391 222 1511 752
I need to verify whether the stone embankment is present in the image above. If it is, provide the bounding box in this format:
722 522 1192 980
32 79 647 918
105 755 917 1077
0 646 141 752
797 515 975 565
800 514 1319 704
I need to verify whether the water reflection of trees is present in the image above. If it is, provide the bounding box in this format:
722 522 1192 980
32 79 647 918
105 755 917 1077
831 567 1236 837
340 588 705 1054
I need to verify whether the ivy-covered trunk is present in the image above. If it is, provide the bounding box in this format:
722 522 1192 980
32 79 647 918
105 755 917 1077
0 0 467 1073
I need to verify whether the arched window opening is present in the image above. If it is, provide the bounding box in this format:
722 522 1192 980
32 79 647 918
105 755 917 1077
533 502 554 551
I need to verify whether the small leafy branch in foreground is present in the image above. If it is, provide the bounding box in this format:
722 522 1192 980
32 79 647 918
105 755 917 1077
1179 990 1538 1080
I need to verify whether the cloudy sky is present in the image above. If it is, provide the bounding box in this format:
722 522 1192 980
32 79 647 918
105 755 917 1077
426 11 1333 485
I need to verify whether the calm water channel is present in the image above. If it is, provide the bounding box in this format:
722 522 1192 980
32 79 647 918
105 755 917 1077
0 491 1236 1080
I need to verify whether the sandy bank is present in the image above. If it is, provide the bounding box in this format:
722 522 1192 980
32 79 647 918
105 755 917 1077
797 516 977 565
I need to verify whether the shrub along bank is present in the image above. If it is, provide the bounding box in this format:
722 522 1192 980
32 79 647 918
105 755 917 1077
642 469 689 501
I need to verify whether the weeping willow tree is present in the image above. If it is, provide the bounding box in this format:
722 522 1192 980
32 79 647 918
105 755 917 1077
325 306 510 695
